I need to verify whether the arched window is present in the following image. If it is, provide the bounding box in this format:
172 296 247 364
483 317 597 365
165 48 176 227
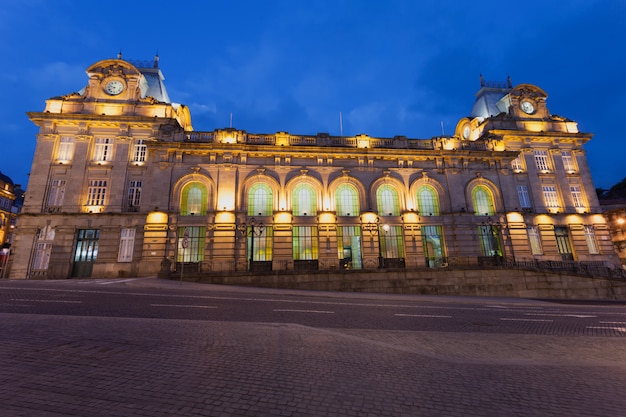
292 183 317 216
335 184 359 216
180 182 207 215
472 185 495 216
376 185 400 216
248 183 273 216
416 185 440 216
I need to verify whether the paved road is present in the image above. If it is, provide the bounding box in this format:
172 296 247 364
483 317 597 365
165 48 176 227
1 277 625 416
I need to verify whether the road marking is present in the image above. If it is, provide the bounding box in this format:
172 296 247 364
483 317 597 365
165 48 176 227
394 314 451 318
500 318 553 322
150 304 217 309
586 326 626 332
273 309 334 314
524 313 596 318
10 299 82 304
600 321 626 324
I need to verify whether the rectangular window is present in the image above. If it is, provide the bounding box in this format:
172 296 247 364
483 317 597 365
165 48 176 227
57 137 74 161
128 180 142 208
534 150 550 172
478 224 502 257
87 180 107 206
177 226 206 263
421 225 445 267
511 156 524 172
542 186 559 209
379 225 405 259
246 226 273 261
584 225 600 254
132 139 147 162
337 226 362 269
517 185 531 208
93 138 113 162
33 242 52 270
570 186 585 208
118 228 135 262
528 226 543 255
293 226 319 260
562 151 576 172
48 179 66 207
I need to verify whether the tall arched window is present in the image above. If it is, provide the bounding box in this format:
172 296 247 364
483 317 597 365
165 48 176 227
248 183 273 216
180 182 207 215
472 185 495 216
416 185 440 216
376 185 400 216
335 184 359 216
292 183 317 216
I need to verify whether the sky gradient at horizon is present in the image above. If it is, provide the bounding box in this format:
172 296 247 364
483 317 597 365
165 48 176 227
1 0 625 189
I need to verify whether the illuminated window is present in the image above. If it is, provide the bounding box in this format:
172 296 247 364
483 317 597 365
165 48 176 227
246 226 273 261
528 226 543 255
57 137 74 161
74 229 99 262
292 183 317 216
511 155 524 172
128 181 142 208
86 180 107 206
376 185 400 216
248 183 273 216
379 225 405 259
177 226 206 263
570 186 584 208
478 224 502 256
293 226 318 260
584 225 599 254
181 183 207 215
337 226 362 269
517 185 531 208
336 184 359 216
118 228 135 262
132 139 147 162
416 185 440 216
534 150 550 172
562 151 576 172
542 186 559 209
93 138 113 162
421 225 445 267
472 185 495 216
48 179 66 207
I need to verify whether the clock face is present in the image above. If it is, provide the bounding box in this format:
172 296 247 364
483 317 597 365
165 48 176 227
104 80 124 95
462 125 470 139
520 100 535 114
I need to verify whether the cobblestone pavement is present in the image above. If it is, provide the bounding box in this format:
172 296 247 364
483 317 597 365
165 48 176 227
1 307 626 417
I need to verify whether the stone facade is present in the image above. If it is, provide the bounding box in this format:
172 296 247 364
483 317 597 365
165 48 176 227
8 57 621 279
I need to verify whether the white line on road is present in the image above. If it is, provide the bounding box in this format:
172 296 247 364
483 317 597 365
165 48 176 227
500 318 553 322
10 299 83 304
150 304 217 309
273 309 335 314
586 326 626 332
600 321 626 324
394 314 452 318
524 313 597 318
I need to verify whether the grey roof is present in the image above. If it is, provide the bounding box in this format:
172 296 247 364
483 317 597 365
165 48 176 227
470 85 511 119
127 59 171 103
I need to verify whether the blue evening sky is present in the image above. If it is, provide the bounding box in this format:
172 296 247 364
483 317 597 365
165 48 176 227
1 0 624 189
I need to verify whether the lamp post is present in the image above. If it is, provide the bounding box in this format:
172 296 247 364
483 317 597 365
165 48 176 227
362 217 383 268
237 217 264 271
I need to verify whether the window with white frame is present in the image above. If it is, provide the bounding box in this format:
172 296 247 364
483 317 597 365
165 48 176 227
511 155 524 172
527 226 543 255
584 225 600 254
562 151 576 173
86 180 107 206
570 186 585 208
534 150 550 172
57 137 74 161
93 138 113 162
128 180 142 208
33 242 52 270
117 228 136 262
132 139 147 163
48 179 66 207
517 185 531 208
542 186 559 209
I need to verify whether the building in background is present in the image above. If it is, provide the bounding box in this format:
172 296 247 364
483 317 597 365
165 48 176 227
0 172 23 277
8 57 621 279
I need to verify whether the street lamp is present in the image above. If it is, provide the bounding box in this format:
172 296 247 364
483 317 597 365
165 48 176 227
237 217 265 271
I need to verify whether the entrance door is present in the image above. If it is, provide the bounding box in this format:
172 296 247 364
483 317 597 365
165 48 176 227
71 229 99 278
554 226 574 261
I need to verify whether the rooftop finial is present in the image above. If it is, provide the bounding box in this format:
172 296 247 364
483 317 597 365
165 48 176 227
480 74 485 87
117 50 122 59
154 51 159 68
507 75 512 88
